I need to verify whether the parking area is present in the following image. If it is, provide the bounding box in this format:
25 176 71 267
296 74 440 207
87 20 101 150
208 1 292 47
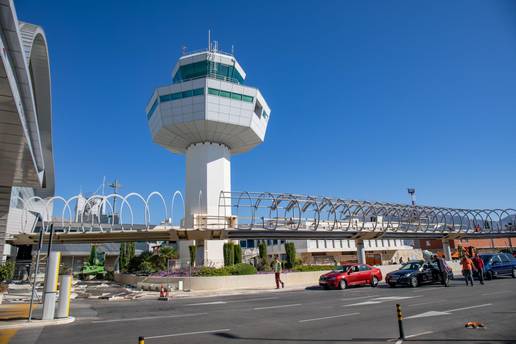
5 276 516 344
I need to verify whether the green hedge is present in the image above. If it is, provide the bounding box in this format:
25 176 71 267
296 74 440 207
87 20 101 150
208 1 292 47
0 261 15 282
292 265 335 272
194 263 257 277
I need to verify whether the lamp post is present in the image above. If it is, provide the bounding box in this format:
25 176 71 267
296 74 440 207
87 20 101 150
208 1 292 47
407 188 416 206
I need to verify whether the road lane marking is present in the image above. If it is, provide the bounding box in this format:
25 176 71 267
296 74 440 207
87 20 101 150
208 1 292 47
341 295 380 301
299 312 359 323
343 301 382 307
92 312 207 323
445 303 492 312
406 303 492 319
231 297 278 303
254 304 301 310
481 291 511 296
406 331 433 338
187 301 227 306
146 328 230 339
373 296 420 301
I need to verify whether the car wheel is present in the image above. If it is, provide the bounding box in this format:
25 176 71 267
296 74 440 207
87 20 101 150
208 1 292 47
512 268 516 279
371 276 379 288
486 271 493 280
410 276 419 288
339 279 348 290
388 282 396 288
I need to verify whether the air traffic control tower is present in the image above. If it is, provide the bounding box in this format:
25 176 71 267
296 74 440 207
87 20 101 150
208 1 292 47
146 42 271 266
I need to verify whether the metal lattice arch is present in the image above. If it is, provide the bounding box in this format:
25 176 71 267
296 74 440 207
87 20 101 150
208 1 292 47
219 192 516 236
12 190 515 241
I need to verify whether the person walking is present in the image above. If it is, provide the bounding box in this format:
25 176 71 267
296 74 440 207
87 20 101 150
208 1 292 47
461 254 475 286
434 255 449 287
472 253 485 285
273 256 285 289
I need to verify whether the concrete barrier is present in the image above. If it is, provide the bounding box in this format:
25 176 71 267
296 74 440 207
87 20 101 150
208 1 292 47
115 263 453 292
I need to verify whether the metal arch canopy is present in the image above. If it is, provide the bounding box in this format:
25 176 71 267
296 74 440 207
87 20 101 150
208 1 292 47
5 190 516 244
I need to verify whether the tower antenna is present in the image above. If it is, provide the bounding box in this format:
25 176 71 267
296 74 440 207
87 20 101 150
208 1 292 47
208 29 211 51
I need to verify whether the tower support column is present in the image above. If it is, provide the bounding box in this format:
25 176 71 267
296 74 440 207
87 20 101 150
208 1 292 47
442 239 452 261
356 240 366 265
182 142 231 267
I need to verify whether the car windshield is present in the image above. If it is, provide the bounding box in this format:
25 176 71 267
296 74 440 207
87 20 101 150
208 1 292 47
399 263 421 270
480 255 493 263
333 265 353 272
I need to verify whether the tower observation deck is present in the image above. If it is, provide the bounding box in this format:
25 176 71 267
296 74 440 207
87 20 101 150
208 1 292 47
146 43 271 266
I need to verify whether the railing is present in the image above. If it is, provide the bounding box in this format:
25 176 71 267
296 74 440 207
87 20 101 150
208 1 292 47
217 191 516 235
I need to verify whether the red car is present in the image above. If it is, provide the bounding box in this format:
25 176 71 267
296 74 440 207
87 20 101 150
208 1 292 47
319 263 382 289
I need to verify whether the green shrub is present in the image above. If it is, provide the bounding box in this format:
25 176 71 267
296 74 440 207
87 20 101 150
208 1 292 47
292 265 335 272
258 241 269 269
88 245 97 266
139 261 154 274
195 266 230 276
284 242 296 269
227 263 257 275
127 251 153 273
233 245 242 264
0 261 15 282
189 245 197 267
223 243 235 266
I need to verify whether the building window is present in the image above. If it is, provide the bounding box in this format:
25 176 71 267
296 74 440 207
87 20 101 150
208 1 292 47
147 99 159 119
173 60 245 84
242 95 253 103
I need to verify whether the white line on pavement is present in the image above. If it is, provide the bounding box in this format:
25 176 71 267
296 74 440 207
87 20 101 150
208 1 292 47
187 301 227 306
92 312 207 324
481 291 511 296
254 304 301 310
299 312 360 323
341 295 380 301
445 303 492 313
231 297 278 303
146 328 231 339
405 331 433 339
343 301 383 307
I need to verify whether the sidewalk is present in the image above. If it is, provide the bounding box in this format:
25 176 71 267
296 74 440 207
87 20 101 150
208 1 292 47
0 304 75 330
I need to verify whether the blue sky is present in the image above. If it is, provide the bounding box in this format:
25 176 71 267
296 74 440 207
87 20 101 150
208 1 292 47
16 0 516 219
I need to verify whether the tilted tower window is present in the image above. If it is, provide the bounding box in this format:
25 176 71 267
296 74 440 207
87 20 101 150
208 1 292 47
173 60 244 84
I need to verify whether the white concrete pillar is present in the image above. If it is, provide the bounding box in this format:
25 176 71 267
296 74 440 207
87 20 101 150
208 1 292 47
356 240 366 264
442 240 452 261
185 142 231 227
183 142 231 267
56 275 72 318
42 251 60 320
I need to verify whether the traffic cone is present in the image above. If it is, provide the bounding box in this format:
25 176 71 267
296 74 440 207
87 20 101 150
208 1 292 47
158 284 170 301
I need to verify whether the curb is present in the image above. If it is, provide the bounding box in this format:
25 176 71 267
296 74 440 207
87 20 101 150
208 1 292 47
0 317 75 330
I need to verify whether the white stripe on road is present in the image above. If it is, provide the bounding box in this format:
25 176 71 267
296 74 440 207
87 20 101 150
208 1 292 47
445 303 492 313
481 291 511 296
341 295 379 301
254 304 301 310
92 312 207 324
146 328 230 339
299 312 359 323
406 331 434 338
232 297 278 303
187 301 227 306
343 301 382 307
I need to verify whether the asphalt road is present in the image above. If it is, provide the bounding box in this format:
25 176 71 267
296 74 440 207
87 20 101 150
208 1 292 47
8 277 516 344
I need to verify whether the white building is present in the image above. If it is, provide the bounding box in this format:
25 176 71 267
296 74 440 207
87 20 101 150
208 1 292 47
0 1 54 260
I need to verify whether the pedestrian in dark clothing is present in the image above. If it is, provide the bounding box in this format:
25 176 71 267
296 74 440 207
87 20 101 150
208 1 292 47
433 255 449 287
472 254 485 285
461 255 475 286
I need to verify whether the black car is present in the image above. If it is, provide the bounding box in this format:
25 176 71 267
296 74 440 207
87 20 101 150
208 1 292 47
385 260 453 288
